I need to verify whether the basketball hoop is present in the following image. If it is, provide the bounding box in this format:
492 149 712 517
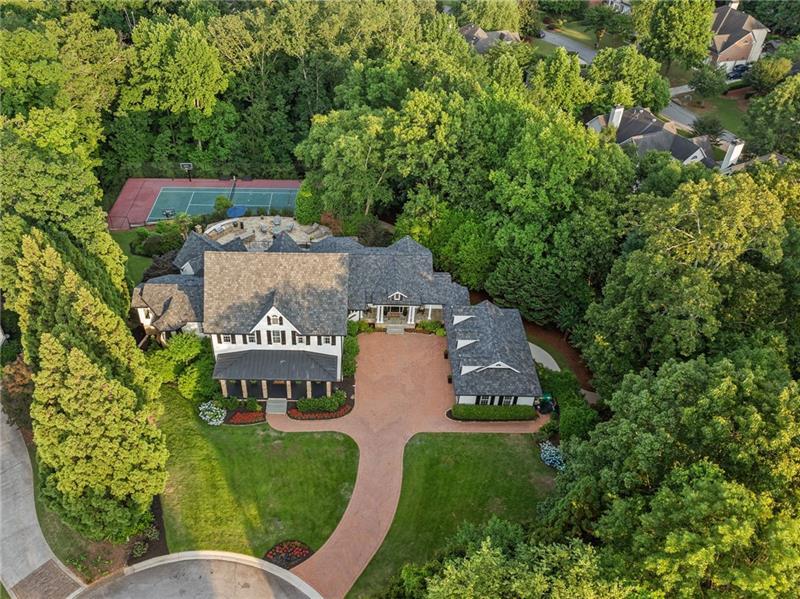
180 162 193 181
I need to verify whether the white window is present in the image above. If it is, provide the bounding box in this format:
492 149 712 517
269 315 281 325
247 333 257 343
222 334 232 343
478 395 491 405
391 293 402 301
501 395 514 406
322 336 332 344
271 330 281 344
296 335 306 345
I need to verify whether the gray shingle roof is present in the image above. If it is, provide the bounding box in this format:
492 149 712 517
203 252 349 336
711 6 767 61
132 275 204 332
445 300 541 397
173 231 246 275
309 236 366 253
267 231 302 253
212 349 338 382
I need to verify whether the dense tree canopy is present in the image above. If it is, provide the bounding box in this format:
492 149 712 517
634 0 715 70
745 74 800 158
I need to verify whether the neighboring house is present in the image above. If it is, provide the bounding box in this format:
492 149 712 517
723 150 791 174
445 301 541 407
709 3 768 72
587 106 716 168
605 0 632 15
132 234 541 409
459 23 520 54
132 275 204 344
173 231 247 276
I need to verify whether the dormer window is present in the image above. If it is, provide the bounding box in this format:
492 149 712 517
269 315 281 325
388 291 407 301
144 309 151 319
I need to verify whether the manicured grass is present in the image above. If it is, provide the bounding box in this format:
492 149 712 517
553 20 624 50
26 444 126 582
110 230 152 286
664 63 694 87
687 94 749 137
349 433 554 598
160 387 358 556
529 38 560 57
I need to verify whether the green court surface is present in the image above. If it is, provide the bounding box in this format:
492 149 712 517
147 186 297 222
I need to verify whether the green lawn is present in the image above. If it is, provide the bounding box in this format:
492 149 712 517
688 95 749 137
27 445 126 581
349 433 554 598
110 230 152 286
160 387 359 555
552 20 624 50
529 38 560 57
664 63 694 87
1 583 10 599
526 332 573 374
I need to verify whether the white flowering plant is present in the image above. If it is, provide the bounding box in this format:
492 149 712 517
198 400 226 426
539 440 565 471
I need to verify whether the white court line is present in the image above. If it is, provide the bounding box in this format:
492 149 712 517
267 192 273 214
185 191 195 213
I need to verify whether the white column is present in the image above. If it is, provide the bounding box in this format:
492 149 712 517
240 380 248 399
427 305 432 320
261 380 268 399
306 380 312 398
407 306 416 324
220 380 228 397
377 305 384 324
326 381 332 396
286 381 292 399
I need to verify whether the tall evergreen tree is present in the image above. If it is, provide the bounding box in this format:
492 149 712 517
31 334 167 541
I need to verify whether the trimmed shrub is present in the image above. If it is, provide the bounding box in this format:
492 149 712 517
146 352 179 383
178 356 217 401
451 404 538 421
296 390 347 413
162 334 205 367
219 395 239 411
539 440 565 471
356 319 372 333
245 398 261 412
294 182 323 225
417 320 446 335
559 401 599 443
343 334 359 377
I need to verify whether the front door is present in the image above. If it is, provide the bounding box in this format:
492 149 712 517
386 306 407 321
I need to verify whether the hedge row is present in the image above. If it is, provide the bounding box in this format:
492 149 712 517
451 404 537 421
296 390 347 413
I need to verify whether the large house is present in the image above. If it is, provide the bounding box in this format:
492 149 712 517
459 23 520 54
587 106 716 168
709 3 768 73
133 233 541 410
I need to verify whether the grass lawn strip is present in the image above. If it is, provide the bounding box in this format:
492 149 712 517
110 230 152 286
553 20 623 50
348 433 554 598
682 94 749 137
26 444 127 582
160 387 358 556
529 39 560 57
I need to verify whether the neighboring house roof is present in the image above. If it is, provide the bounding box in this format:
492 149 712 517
132 275 204 332
588 107 715 168
267 231 302 253
212 349 338 382
458 23 520 54
172 231 246 275
203 252 350 336
445 301 541 397
710 5 768 62
725 152 791 173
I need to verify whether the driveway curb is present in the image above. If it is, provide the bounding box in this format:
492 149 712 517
71 551 323 599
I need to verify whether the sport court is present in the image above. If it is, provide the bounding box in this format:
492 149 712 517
147 186 297 221
108 178 302 230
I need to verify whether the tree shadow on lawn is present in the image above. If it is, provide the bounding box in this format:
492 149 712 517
160 388 358 559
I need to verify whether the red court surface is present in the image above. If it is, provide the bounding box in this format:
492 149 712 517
107 178 302 230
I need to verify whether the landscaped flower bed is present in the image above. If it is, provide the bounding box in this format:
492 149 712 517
539 440 565 471
198 400 225 426
264 540 313 569
288 403 352 420
226 409 266 425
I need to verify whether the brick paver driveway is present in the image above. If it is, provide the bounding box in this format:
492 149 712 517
268 333 548 599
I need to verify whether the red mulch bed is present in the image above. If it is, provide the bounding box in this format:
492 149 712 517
288 403 352 420
264 540 313 569
225 409 266 425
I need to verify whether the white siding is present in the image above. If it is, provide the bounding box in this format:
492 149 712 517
457 395 476 405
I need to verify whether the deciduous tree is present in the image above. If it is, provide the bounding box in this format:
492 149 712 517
637 0 715 71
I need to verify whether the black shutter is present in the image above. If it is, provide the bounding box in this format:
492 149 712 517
256 330 261 344
280 331 286 344
292 331 297 344
512 397 518 406
243 333 248 345
279 316 283 325
217 334 222 343
266 331 272 345
317 336 322 345
231 334 237 344
332 336 336 346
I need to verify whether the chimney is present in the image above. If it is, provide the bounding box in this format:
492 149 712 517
721 140 745 171
729 1 740 10
608 105 624 128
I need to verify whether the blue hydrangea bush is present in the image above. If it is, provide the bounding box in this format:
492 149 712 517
539 440 565 471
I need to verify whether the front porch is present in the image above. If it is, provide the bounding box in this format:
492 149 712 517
220 379 341 400
362 305 443 328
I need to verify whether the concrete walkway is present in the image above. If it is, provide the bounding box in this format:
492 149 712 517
0 418 84 599
529 342 560 372
541 30 596 64
268 333 548 599
76 552 321 599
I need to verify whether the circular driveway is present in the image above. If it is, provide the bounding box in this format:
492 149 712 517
77 552 321 599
